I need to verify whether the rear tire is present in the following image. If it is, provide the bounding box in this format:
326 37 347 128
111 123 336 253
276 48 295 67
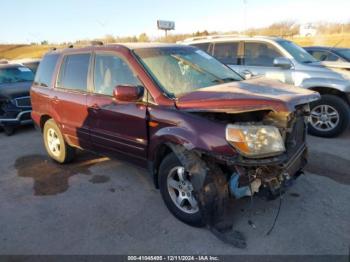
3 126 15 136
159 153 205 227
308 95 350 138
43 119 75 163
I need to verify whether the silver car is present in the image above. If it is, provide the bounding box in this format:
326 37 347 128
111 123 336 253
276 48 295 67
182 36 350 137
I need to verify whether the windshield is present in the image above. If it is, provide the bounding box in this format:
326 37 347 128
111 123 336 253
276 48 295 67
134 46 243 97
278 41 318 64
338 49 350 61
0 66 34 84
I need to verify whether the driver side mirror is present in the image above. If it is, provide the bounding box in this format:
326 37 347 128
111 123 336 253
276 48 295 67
113 85 144 102
273 57 293 69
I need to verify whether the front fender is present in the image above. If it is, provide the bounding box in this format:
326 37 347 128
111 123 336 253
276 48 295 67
149 124 236 162
300 77 350 93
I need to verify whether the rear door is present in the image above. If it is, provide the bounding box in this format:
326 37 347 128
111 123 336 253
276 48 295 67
53 53 92 149
87 51 148 164
212 41 241 73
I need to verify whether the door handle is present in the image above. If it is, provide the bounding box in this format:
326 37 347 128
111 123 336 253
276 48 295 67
242 70 253 75
89 103 101 111
52 96 59 104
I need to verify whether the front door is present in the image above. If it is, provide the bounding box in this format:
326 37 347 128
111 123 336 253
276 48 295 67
239 41 293 84
87 52 148 165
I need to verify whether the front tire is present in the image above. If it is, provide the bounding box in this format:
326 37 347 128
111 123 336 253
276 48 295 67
308 95 350 138
159 153 205 227
43 119 75 163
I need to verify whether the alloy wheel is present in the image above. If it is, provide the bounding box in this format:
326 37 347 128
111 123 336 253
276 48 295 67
167 166 199 214
310 104 340 132
47 128 61 157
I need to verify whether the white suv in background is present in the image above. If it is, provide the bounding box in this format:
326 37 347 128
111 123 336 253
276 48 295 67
180 36 350 138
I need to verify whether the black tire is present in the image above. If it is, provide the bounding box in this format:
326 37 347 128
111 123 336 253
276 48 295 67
308 94 350 138
159 153 205 227
43 119 75 163
3 126 15 136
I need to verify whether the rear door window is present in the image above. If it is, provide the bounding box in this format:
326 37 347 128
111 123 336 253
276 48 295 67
57 53 91 91
213 42 239 65
244 42 281 66
34 54 59 87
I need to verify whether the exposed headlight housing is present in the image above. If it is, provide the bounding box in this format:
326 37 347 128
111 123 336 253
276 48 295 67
225 124 285 158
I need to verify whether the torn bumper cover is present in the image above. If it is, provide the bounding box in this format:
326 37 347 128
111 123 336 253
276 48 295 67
228 144 307 199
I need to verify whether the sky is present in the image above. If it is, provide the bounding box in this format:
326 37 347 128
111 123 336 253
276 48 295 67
1 0 349 44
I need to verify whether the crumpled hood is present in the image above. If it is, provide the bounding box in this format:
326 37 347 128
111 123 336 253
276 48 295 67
0 81 32 99
176 78 320 113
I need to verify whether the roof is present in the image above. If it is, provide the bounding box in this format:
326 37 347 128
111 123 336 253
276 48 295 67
179 35 285 44
111 42 180 50
0 63 24 69
304 46 350 51
47 42 186 55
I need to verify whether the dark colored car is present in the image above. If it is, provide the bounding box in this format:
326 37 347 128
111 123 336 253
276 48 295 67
31 43 319 228
304 46 350 63
22 60 41 74
0 63 34 135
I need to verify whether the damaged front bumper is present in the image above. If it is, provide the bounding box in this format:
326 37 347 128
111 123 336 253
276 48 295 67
226 144 307 199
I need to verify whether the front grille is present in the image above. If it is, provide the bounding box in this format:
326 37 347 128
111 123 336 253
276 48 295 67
285 116 306 156
15 97 31 108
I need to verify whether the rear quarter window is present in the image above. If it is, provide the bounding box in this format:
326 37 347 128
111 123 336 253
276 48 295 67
34 54 59 87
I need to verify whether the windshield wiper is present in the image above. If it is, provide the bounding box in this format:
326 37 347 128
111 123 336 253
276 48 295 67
170 54 225 84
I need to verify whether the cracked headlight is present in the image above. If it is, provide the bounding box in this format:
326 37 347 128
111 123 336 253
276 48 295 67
225 124 285 158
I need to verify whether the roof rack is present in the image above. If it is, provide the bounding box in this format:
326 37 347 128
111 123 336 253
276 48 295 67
180 34 284 43
180 34 249 43
91 40 104 46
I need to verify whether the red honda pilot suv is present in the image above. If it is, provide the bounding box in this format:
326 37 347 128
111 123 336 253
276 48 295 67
31 43 319 228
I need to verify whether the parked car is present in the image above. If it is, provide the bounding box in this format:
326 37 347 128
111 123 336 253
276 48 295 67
304 46 350 63
22 60 41 74
304 46 350 73
31 43 319 227
181 36 350 137
0 63 34 135
10 59 41 74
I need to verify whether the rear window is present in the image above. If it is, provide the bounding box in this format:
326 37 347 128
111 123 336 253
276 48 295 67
34 54 59 87
0 66 34 84
57 53 91 91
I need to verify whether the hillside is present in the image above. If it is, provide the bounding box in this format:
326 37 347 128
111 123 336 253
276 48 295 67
1 34 349 60
0 45 53 60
